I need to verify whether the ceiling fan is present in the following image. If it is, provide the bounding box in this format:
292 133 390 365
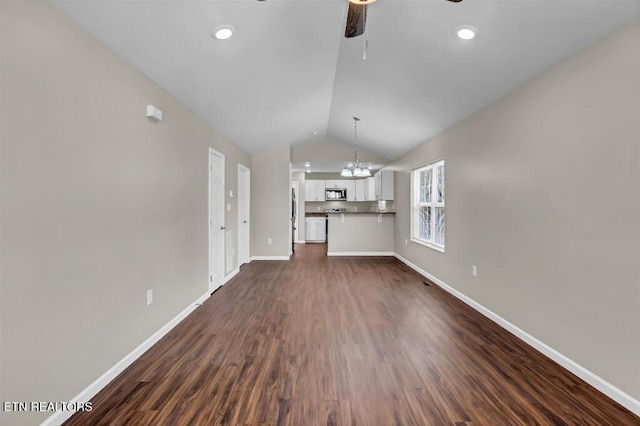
345 0 464 38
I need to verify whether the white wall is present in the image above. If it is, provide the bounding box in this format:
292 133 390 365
0 2 251 425
390 19 640 401
251 146 291 258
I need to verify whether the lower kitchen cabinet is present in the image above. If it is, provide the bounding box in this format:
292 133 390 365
305 218 316 241
305 217 327 242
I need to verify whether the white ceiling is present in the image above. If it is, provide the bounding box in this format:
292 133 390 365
52 0 640 161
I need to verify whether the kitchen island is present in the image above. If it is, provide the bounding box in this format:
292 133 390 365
326 212 395 256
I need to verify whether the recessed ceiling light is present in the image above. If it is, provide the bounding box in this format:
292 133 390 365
456 25 477 40
305 162 311 167
212 25 234 40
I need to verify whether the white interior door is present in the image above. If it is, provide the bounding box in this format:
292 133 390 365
237 164 251 266
209 148 225 292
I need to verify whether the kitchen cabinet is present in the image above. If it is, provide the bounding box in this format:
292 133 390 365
364 177 376 201
305 180 317 201
355 179 365 201
315 180 326 201
316 217 326 241
343 180 356 201
305 217 326 242
305 180 326 202
327 180 352 190
305 217 316 241
307 177 384 202
374 171 394 200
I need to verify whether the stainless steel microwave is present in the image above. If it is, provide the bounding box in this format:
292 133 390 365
325 188 347 201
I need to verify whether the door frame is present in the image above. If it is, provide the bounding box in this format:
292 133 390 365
237 163 251 267
209 147 225 293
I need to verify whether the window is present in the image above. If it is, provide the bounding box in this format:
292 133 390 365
411 160 445 251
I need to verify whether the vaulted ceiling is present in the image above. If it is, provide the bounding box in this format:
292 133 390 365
53 0 640 161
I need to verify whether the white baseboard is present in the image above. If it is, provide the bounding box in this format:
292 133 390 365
250 255 290 261
296 240 306 244
393 253 640 416
328 251 394 256
41 290 212 426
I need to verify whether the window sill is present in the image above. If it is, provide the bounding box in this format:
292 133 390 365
410 238 445 253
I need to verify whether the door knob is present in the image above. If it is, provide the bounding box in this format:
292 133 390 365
220 226 226 230
243 220 248 224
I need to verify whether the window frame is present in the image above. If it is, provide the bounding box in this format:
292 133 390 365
411 159 445 252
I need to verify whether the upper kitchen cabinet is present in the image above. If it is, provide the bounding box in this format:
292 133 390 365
355 179 365 201
374 171 394 200
304 180 316 201
344 180 356 201
316 180 326 200
364 177 375 201
305 180 326 202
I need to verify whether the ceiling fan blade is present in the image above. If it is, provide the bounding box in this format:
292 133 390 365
345 2 367 38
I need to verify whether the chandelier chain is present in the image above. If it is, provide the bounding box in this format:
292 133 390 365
342 116 370 177
353 116 360 161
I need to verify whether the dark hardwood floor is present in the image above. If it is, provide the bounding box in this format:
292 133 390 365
66 243 638 425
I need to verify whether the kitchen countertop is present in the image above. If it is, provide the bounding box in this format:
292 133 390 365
325 211 396 215
305 211 396 216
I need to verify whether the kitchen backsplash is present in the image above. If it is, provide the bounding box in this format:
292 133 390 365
305 200 394 212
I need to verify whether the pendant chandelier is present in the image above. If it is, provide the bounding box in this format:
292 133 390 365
341 116 371 177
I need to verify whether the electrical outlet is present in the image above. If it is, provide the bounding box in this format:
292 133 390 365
472 265 478 277
147 289 153 306
405 238 408 245
268 238 272 245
